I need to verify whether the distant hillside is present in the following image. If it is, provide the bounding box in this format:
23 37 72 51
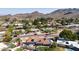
47 8 79 19
0 8 79 20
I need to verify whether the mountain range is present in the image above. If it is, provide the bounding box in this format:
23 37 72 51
1 8 79 20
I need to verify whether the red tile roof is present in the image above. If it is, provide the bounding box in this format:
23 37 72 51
25 35 50 45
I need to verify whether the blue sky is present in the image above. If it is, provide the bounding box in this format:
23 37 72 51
0 8 58 15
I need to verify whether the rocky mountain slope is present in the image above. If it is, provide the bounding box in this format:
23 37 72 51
0 8 79 20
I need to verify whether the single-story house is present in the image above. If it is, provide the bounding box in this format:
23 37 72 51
22 35 52 46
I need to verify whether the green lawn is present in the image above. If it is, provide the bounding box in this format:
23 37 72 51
36 46 65 51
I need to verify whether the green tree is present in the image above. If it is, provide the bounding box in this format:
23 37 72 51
59 29 78 41
74 18 79 24
76 31 79 40
3 32 12 42
22 20 32 30
7 25 14 33
15 38 22 42
3 25 14 42
32 17 48 28
61 20 67 25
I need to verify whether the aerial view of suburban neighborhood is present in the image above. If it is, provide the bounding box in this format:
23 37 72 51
0 8 79 51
